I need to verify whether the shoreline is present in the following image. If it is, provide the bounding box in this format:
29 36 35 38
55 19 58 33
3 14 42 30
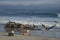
0 32 60 40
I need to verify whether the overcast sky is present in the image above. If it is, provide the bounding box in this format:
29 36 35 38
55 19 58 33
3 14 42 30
0 0 60 6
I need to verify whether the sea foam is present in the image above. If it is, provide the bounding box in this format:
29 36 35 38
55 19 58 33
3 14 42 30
0 16 60 27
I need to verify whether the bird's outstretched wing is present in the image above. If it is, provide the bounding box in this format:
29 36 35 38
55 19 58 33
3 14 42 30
48 24 56 30
42 24 47 30
42 24 56 30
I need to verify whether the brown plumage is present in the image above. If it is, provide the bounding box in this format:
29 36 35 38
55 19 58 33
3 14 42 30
5 21 41 33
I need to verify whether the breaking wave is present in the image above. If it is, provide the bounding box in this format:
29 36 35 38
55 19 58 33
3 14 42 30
0 16 60 27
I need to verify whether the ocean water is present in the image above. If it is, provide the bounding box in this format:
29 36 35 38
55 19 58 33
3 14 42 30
0 9 60 38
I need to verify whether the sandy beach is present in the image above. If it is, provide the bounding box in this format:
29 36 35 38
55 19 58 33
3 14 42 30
0 32 60 40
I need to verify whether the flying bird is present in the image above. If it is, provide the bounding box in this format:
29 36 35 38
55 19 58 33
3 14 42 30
41 21 58 31
42 24 56 30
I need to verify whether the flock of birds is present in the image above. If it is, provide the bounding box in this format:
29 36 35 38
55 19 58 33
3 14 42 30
5 20 58 33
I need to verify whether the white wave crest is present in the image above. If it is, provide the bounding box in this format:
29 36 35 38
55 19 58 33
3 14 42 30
0 16 60 27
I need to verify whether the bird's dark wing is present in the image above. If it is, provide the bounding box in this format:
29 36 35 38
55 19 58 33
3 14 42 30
42 24 47 29
42 24 56 30
48 24 56 29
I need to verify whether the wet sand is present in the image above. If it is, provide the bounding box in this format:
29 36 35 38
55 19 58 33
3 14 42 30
0 32 60 40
